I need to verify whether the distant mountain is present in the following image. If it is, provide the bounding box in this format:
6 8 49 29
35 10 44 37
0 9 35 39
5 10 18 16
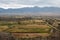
0 7 60 16
0 7 60 13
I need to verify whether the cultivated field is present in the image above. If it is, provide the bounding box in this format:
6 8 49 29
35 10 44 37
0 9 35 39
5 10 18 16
0 16 52 38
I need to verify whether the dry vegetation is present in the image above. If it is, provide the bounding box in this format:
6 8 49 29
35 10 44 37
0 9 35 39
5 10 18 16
0 16 52 38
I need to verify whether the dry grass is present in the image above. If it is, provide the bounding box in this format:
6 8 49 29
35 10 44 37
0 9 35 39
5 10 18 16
12 33 50 38
0 26 8 32
0 19 51 38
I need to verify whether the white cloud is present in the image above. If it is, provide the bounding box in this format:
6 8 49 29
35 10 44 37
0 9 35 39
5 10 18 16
0 0 60 8
0 4 34 9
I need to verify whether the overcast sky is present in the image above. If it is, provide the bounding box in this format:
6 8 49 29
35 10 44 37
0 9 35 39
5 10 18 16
0 0 60 8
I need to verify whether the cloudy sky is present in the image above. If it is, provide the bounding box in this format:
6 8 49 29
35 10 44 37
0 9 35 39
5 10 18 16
0 0 60 8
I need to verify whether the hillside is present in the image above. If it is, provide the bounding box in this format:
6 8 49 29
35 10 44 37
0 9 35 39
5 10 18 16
0 7 60 13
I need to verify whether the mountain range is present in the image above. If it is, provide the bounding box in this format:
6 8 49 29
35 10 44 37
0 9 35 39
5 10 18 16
0 6 60 16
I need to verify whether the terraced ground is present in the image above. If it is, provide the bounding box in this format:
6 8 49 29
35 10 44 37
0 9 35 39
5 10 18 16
0 19 52 38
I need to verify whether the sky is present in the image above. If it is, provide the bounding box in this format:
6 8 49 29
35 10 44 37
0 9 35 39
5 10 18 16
0 0 60 9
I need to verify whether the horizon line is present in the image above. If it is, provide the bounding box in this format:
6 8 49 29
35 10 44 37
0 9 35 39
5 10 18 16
0 6 60 9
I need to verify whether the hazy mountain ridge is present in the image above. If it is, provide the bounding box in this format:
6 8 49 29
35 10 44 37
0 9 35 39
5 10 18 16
0 7 60 16
0 7 60 13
